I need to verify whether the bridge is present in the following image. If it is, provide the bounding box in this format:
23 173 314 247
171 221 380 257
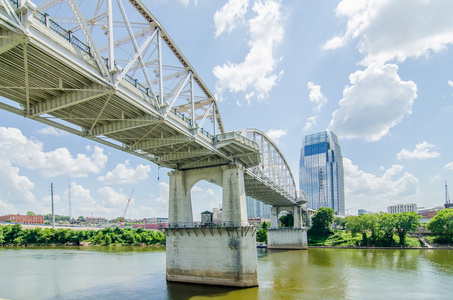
0 0 308 287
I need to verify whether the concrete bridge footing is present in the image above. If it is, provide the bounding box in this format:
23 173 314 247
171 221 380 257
165 164 258 287
165 227 258 287
268 205 308 250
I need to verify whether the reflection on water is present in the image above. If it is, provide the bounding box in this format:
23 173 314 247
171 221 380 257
0 246 452 300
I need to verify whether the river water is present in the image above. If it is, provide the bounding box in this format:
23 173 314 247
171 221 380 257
0 246 452 300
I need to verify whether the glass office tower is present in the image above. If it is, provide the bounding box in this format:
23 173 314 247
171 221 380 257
246 196 271 219
300 131 345 215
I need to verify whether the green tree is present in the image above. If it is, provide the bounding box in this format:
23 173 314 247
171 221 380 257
26 211 36 216
345 215 369 245
393 211 421 246
256 228 267 243
377 213 396 246
0 226 4 245
261 221 270 230
309 207 334 237
334 217 347 229
427 209 453 244
279 213 294 227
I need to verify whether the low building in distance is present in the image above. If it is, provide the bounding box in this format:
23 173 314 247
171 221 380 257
0 214 44 224
86 217 106 225
387 203 418 214
358 209 367 215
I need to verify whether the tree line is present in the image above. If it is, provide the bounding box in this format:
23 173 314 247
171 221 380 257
0 224 166 246
309 207 453 247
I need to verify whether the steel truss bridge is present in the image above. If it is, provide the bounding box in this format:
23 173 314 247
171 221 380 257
0 0 303 206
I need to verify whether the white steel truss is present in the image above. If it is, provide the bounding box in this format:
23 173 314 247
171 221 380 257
0 0 299 206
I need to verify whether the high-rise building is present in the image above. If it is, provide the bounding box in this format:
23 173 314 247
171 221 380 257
300 131 345 215
246 196 271 219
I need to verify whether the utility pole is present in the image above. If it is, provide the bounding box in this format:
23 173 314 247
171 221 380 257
51 183 55 229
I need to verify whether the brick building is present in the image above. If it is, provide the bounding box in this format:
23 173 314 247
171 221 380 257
0 214 44 224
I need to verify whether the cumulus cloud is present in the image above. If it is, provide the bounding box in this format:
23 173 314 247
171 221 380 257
344 158 418 198
396 142 441 160
97 187 131 209
98 160 151 184
328 63 417 141
38 127 68 136
214 0 249 37
307 82 328 112
324 0 453 65
213 0 285 102
0 127 107 178
0 159 35 204
303 116 317 132
303 82 328 133
448 80 453 87
155 182 169 204
445 162 453 171
266 129 287 144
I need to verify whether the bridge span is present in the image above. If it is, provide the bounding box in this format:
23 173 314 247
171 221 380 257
0 0 308 287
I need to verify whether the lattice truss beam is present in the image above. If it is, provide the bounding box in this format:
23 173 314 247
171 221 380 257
13 0 224 135
242 129 298 201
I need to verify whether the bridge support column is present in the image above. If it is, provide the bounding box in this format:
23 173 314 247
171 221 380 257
166 164 258 287
268 205 308 250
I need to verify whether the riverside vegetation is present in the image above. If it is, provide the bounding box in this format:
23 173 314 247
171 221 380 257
308 207 453 247
0 224 166 246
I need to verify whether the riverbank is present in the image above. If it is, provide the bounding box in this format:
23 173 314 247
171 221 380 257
309 245 453 250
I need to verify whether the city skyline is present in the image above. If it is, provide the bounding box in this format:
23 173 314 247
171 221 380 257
1 0 452 219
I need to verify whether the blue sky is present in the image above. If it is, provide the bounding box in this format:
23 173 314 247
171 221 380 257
1 0 452 219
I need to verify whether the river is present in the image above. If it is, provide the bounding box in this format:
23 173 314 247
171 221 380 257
0 246 452 300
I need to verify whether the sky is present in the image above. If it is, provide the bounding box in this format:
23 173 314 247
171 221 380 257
1 0 452 220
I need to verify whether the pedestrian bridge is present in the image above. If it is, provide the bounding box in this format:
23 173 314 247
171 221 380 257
0 0 301 207
0 0 307 287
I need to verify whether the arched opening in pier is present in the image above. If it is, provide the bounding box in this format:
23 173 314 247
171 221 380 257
190 180 222 224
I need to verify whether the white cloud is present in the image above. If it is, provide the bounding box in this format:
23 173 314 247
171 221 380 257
303 82 328 133
213 0 285 102
178 0 198 6
328 63 417 141
0 127 108 178
97 187 130 209
98 160 151 184
448 80 453 87
0 159 35 204
303 116 317 132
396 142 441 160
155 182 169 204
0 200 14 215
38 127 68 136
344 158 418 199
307 82 328 113
445 162 453 171
266 129 287 144
214 0 249 37
324 0 453 65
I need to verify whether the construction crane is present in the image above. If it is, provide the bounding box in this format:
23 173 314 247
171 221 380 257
118 190 134 228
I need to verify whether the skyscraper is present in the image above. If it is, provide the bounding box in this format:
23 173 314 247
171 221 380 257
246 196 271 219
299 131 345 215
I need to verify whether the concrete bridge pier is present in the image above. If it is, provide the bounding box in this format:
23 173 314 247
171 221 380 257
268 205 308 250
165 164 258 287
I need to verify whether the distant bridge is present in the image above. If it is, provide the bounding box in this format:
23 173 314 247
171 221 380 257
0 0 300 206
